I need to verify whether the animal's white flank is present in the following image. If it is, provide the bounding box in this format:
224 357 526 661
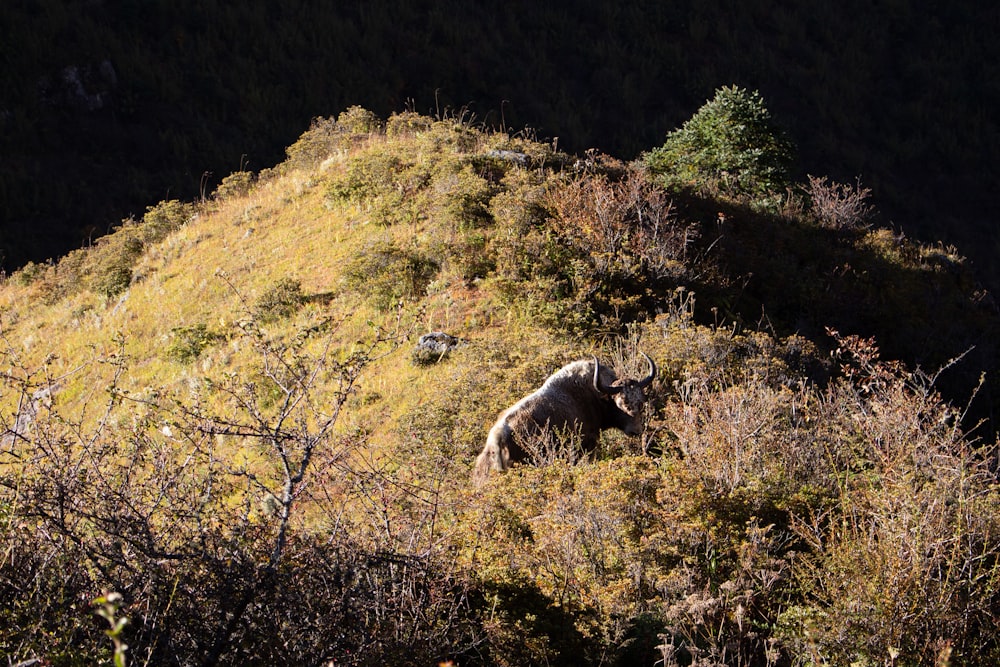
473 354 655 485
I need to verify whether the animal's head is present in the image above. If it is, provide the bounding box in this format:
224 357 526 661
593 353 657 435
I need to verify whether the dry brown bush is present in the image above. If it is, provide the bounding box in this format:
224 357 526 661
805 174 875 230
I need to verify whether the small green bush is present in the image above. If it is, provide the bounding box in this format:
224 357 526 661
11 260 45 287
253 277 304 322
646 86 794 198
432 163 493 230
29 248 88 304
138 199 194 245
214 170 256 200
283 107 382 170
386 110 434 137
167 323 222 362
284 116 342 169
327 151 427 228
80 200 193 298
85 227 144 297
344 242 439 310
336 105 383 135
427 230 494 283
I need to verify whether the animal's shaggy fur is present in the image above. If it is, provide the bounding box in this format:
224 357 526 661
473 354 655 485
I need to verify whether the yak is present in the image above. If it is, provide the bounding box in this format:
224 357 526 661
473 353 656 485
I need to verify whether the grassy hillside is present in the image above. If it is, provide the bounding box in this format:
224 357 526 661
1 109 998 666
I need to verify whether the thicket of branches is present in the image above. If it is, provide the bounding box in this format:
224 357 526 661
2 302 998 666
0 307 491 666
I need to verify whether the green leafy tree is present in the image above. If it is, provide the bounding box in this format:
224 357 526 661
646 86 794 198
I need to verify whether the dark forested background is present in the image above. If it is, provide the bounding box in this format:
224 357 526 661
2 0 998 282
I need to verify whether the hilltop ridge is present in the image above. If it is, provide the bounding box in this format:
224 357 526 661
4 0 999 292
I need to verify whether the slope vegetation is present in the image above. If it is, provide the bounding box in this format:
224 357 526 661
1 109 998 666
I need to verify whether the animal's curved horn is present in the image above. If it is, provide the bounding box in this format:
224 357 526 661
637 352 657 388
593 356 622 395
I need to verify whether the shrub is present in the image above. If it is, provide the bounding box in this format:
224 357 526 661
85 225 144 297
328 151 408 204
805 174 875 230
386 110 434 137
139 199 194 242
326 148 429 226
253 277 304 322
0 313 483 666
470 459 659 661
487 169 553 234
11 260 45 287
344 242 439 310
283 107 382 170
426 229 494 283
166 323 223 363
492 168 697 333
431 163 493 230
213 170 256 200
284 116 343 169
80 200 193 298
336 104 383 135
772 332 1000 665
646 86 794 199
30 248 87 304
546 169 695 284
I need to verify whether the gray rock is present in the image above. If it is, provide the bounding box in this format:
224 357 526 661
412 331 463 365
